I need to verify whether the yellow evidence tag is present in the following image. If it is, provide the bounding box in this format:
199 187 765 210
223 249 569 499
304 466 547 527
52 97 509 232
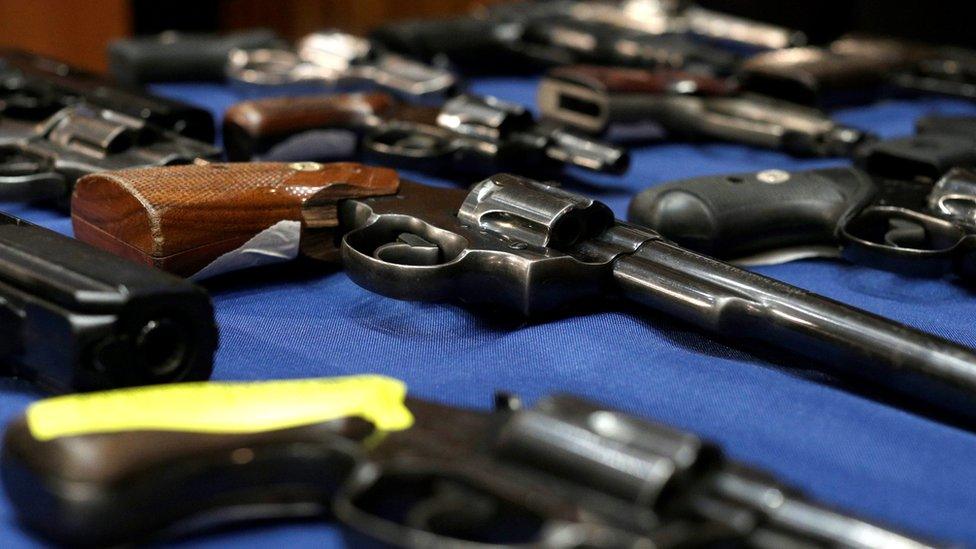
26 375 414 441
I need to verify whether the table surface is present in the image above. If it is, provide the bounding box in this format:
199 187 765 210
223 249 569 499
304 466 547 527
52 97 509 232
3 77 976 548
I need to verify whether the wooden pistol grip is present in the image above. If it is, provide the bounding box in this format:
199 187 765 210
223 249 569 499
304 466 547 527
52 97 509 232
71 162 399 276
222 92 397 160
547 65 737 96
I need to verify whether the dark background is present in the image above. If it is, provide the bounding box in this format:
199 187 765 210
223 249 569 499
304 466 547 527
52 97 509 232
1 1 970 73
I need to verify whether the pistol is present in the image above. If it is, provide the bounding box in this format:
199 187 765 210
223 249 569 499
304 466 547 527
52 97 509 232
629 115 976 276
70 162 976 428
1 48 215 142
108 29 285 86
537 64 872 156
739 35 976 107
0 104 219 205
0 212 217 393
0 375 940 547
222 92 629 176
225 31 458 100
371 0 801 75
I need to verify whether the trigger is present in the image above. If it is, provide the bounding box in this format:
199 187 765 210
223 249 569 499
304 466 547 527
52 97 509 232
374 233 442 265
405 480 497 536
884 218 928 249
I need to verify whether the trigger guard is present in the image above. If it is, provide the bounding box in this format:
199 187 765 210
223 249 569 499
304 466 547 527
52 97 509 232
341 215 468 302
332 464 552 547
362 124 455 171
840 206 967 277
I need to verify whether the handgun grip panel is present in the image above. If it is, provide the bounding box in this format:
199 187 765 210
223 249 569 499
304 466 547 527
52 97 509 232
222 92 396 160
0 376 410 545
738 47 890 107
628 168 878 259
547 65 736 96
71 162 400 276
108 30 284 86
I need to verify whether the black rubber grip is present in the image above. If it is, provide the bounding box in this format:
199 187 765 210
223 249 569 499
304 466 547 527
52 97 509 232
628 167 878 259
108 30 284 86
370 18 531 73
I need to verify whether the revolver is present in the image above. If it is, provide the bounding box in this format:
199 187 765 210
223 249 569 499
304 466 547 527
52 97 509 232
0 104 219 205
629 116 976 278
108 29 286 86
0 375 940 547
537 64 872 156
69 162 976 429
225 31 458 100
372 0 802 75
739 35 976 107
0 212 217 393
222 92 629 176
1 48 215 142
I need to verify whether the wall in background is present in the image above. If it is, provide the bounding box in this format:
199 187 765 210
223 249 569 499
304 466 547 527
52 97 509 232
218 0 481 38
0 0 131 72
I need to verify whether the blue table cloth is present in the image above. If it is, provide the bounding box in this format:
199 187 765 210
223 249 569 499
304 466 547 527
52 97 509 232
3 76 976 548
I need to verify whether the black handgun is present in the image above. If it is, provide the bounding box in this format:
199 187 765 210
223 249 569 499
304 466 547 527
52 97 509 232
108 29 285 86
1 48 215 142
222 92 629 176
0 104 219 205
0 212 217 393
538 64 873 156
1 375 940 547
629 116 976 279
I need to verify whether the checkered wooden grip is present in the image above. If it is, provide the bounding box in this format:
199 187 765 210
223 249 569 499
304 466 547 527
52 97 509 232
71 162 399 276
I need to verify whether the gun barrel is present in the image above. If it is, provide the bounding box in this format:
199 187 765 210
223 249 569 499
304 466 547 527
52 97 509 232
614 238 976 428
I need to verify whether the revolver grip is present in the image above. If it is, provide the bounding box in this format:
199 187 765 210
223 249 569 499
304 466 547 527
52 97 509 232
628 167 878 259
108 30 284 86
538 65 737 134
738 47 890 107
0 376 411 546
71 162 400 276
222 92 396 160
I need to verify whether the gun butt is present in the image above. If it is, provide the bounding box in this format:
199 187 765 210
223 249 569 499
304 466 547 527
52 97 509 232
71 162 400 277
0 376 402 545
222 92 396 161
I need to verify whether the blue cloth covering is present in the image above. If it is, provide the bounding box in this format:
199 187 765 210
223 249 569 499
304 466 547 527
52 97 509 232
2 76 976 548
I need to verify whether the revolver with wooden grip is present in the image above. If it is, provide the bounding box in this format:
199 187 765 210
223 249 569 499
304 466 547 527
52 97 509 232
222 92 629 176
70 162 976 429
0 375 941 547
537 65 873 157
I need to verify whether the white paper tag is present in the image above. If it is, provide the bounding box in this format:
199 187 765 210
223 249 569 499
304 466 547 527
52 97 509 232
190 220 303 281
732 245 842 267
